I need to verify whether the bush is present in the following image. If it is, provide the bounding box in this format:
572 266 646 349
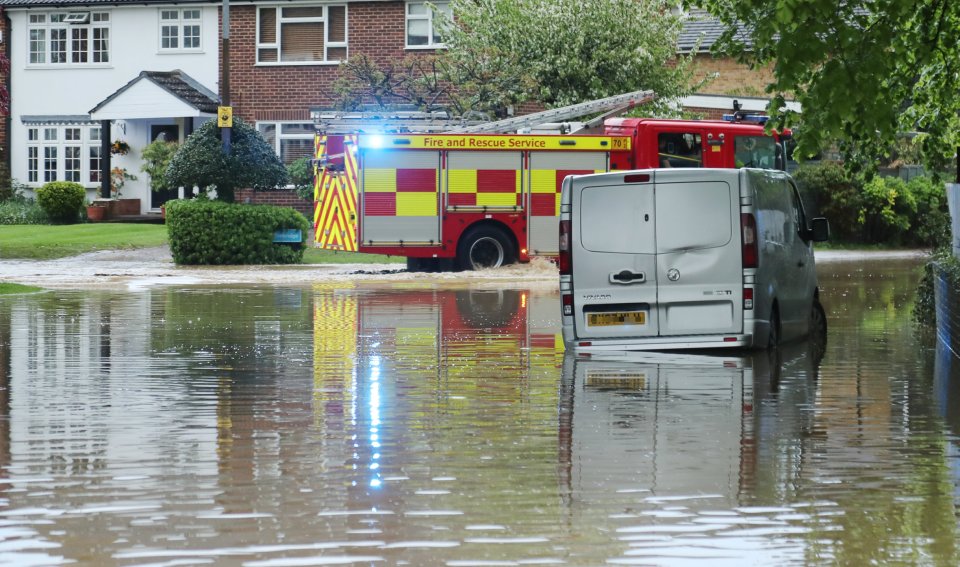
141 139 179 192
794 162 949 247
288 156 314 201
165 199 310 265
793 161 863 242
0 197 48 225
165 117 289 203
34 181 85 224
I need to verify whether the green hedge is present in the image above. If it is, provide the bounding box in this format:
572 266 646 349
794 163 949 247
35 181 85 224
165 199 311 265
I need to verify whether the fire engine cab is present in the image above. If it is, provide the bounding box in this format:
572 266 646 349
313 91 791 271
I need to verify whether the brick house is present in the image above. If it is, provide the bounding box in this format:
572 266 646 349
225 0 450 214
677 8 799 120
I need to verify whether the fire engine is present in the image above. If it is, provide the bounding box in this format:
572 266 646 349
313 91 791 271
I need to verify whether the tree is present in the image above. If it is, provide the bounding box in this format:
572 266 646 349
164 117 289 202
441 0 695 117
332 1 695 118
696 0 960 174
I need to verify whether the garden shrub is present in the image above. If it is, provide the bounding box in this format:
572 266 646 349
165 199 310 265
34 181 85 224
0 197 48 225
793 161 863 242
794 162 949 246
287 156 314 201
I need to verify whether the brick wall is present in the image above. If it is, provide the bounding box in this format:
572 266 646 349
235 188 314 218
224 2 410 122
689 54 774 98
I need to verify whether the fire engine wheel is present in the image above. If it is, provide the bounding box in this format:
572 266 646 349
457 226 516 271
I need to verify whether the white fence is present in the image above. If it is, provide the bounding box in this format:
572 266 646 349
948 183 960 258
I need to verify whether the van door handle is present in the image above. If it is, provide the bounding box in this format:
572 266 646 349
610 270 646 284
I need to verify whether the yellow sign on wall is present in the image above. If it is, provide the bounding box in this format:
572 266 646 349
218 106 233 127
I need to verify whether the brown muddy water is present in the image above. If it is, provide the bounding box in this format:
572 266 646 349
0 256 958 566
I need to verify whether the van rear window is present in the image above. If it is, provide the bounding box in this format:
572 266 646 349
580 184 657 255
655 181 733 253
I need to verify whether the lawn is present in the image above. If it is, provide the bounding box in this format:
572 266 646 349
0 283 44 294
0 224 169 260
0 224 404 264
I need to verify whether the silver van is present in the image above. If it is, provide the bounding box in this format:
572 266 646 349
559 168 829 351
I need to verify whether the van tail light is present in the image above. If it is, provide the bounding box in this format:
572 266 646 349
559 219 572 275
743 287 754 310
561 293 574 317
741 213 758 269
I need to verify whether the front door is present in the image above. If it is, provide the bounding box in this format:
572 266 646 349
150 125 180 209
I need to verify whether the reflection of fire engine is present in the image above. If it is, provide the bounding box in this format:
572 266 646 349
313 91 791 270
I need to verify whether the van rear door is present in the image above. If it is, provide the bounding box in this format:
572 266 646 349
571 173 660 339
571 170 742 341
653 172 743 337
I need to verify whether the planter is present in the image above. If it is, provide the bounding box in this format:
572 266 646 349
112 198 141 216
86 204 107 222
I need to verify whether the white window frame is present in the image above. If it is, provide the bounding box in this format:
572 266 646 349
405 1 451 49
256 4 348 65
26 124 103 187
27 11 111 66
158 8 203 52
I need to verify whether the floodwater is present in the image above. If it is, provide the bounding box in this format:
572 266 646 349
0 256 958 566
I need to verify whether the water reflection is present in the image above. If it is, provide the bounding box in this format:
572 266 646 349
0 260 956 565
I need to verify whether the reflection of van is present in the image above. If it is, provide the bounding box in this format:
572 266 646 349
559 168 829 351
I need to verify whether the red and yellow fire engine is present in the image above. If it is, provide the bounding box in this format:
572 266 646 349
313 91 791 270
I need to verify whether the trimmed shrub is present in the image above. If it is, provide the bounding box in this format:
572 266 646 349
34 181 85 224
165 199 310 265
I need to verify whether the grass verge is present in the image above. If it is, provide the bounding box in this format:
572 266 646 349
0 224 169 260
0 283 44 295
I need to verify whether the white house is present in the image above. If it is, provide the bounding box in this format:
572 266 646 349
1 0 220 213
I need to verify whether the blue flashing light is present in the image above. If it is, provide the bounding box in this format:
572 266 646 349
722 114 769 125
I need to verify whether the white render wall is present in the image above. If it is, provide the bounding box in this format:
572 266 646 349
7 5 220 211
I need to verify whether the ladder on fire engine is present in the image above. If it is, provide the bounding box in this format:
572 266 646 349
313 90 656 136
443 89 656 134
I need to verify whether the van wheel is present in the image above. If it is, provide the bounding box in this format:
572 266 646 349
767 306 781 349
810 299 827 338
457 226 516 271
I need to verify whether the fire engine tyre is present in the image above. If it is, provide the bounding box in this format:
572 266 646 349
457 226 516 271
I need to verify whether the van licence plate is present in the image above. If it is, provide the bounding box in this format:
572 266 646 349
586 372 647 390
587 311 646 327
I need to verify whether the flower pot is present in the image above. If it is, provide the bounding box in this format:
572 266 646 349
87 205 107 222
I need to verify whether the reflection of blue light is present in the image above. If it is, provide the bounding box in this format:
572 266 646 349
367 135 385 149
369 356 382 489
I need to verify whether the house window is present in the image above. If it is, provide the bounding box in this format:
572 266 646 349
28 11 110 66
256 5 347 64
160 9 202 51
26 124 103 186
257 122 314 166
406 1 451 48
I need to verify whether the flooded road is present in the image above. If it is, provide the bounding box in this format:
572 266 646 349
1 256 958 565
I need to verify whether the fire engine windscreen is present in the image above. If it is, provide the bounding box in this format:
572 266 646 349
734 136 777 169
